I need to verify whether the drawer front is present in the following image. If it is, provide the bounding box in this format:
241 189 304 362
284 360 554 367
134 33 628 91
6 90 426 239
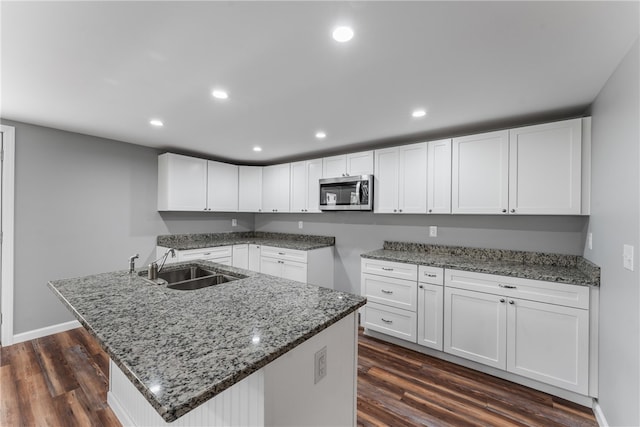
361 273 417 311
363 302 417 343
261 245 307 263
361 258 418 281
445 269 589 309
178 246 233 261
419 266 444 285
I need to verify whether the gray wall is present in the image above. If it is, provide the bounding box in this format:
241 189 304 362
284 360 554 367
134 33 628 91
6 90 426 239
2 120 254 334
586 39 639 426
255 213 588 295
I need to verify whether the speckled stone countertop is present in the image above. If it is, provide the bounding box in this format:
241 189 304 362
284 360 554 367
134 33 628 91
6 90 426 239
157 231 335 251
48 262 365 422
361 241 600 287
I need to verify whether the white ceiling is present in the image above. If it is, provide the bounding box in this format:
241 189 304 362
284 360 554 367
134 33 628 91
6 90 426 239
2 1 638 164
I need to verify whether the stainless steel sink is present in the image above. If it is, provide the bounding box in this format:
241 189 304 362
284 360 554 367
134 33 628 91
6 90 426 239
158 266 217 284
167 274 237 291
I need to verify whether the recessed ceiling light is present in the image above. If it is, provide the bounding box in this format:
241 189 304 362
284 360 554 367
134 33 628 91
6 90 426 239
253 146 262 152
315 131 327 139
412 109 427 118
212 89 229 100
149 119 164 127
332 26 354 43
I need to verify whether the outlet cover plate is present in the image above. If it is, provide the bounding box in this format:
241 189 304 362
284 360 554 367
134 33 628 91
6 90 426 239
314 346 327 384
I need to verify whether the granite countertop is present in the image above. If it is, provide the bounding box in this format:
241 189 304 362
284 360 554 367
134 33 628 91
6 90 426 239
48 262 365 422
157 231 335 251
361 241 600 287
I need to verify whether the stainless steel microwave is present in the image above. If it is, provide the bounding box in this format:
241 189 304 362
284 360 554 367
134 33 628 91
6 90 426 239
319 175 373 211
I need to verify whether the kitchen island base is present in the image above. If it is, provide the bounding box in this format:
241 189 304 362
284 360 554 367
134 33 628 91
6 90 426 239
108 312 358 426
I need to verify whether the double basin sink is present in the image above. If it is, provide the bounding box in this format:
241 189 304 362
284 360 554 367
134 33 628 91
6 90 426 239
140 265 245 291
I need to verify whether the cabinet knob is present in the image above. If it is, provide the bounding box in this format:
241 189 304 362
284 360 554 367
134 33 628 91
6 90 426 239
510 209 516 213
500 298 505 303
509 300 515 305
419 284 424 289
502 209 507 213
393 209 397 212
399 209 403 213
428 209 432 213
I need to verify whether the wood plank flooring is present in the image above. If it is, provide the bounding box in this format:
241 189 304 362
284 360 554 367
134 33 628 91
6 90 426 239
1 327 597 426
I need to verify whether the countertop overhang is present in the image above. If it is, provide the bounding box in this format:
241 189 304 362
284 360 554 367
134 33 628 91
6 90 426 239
48 261 365 422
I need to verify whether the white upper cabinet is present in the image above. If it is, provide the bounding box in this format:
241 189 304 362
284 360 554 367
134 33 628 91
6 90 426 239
207 160 238 212
262 163 290 212
238 166 262 212
427 139 452 214
158 153 208 211
322 150 374 178
508 119 582 215
452 130 509 214
374 143 427 213
291 158 323 213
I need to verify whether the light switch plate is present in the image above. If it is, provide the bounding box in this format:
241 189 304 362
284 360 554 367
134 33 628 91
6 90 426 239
623 244 634 271
429 226 437 237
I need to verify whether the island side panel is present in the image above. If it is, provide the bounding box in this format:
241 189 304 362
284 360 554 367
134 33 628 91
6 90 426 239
264 312 358 426
108 361 265 426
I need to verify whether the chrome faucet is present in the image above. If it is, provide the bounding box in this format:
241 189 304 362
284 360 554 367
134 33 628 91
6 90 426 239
157 248 176 272
128 253 140 274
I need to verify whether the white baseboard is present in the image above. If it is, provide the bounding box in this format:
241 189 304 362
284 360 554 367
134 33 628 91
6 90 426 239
12 320 81 344
593 400 609 427
107 391 136 427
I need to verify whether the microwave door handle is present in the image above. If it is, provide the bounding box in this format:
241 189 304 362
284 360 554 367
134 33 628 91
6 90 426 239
356 181 361 205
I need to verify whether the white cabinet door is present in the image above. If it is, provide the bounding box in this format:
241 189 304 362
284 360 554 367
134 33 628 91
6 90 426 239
417 283 444 351
281 260 307 283
373 147 399 213
427 139 452 214
290 159 323 213
232 244 249 269
248 244 261 272
306 158 323 212
290 161 307 213
207 160 238 212
508 119 582 215
158 153 208 211
346 151 374 176
322 155 347 178
238 166 262 212
323 151 373 177
260 256 281 277
262 164 290 212
398 142 427 213
452 130 509 214
444 287 507 369
506 298 589 394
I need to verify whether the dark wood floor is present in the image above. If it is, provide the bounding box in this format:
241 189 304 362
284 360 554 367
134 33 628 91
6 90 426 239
1 328 597 426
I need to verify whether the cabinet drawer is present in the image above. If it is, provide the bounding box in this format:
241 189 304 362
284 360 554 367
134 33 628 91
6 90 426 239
363 302 417 343
361 258 418 281
361 273 417 311
261 245 307 263
178 246 232 261
419 266 444 285
445 269 589 309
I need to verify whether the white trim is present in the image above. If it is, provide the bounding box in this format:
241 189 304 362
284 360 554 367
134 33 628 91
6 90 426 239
12 320 81 344
107 392 136 427
592 400 609 427
0 125 15 346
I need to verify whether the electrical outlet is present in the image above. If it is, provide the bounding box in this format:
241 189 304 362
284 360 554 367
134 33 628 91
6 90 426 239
298 221 303 229
429 226 437 237
587 233 592 250
231 219 237 227
623 244 634 271
314 346 327 384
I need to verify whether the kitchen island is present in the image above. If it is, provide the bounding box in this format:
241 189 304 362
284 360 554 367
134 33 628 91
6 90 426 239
48 261 365 426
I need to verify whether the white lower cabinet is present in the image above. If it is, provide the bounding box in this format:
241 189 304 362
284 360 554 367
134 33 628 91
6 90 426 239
232 244 249 269
417 266 444 351
260 245 334 289
444 269 590 394
248 244 261 272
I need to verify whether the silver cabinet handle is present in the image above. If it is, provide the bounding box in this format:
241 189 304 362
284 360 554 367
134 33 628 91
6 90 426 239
510 209 516 213
203 252 211 256
500 298 505 303
425 273 437 278
509 300 515 305
381 289 393 294
278 252 286 255
382 267 394 271
499 284 517 289
381 318 393 324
